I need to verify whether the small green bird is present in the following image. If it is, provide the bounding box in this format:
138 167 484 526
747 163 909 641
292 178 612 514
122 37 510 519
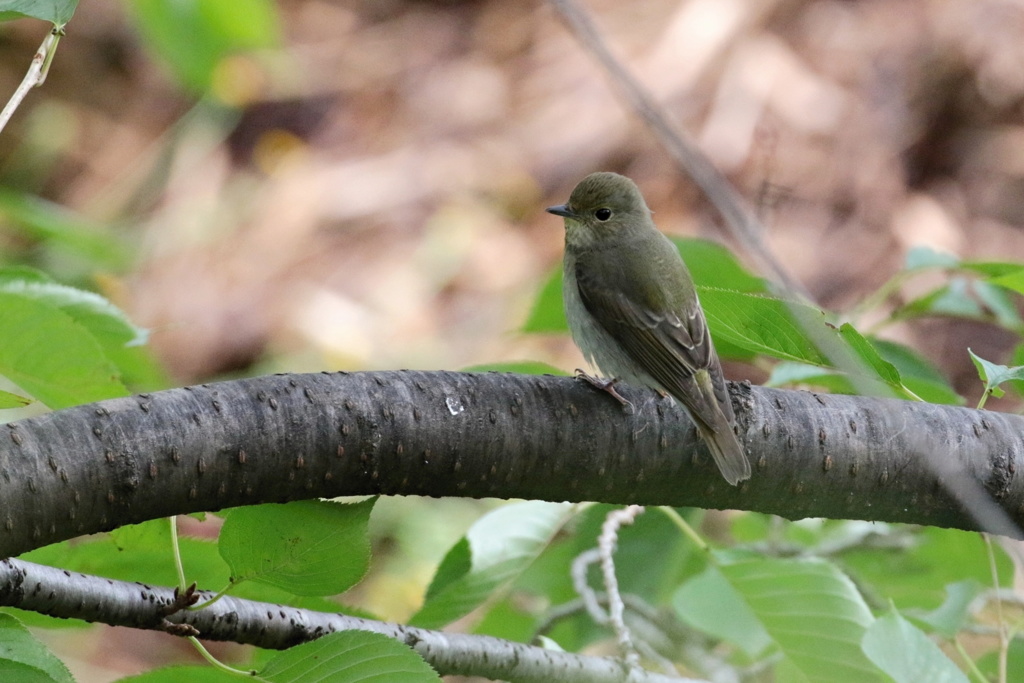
547 172 751 486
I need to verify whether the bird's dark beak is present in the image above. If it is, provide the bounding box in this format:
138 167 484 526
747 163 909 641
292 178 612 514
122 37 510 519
546 204 576 219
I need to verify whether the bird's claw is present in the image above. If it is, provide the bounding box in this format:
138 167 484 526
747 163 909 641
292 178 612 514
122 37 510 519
574 369 634 413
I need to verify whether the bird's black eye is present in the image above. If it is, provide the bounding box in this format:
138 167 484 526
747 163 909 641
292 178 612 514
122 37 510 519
595 208 612 221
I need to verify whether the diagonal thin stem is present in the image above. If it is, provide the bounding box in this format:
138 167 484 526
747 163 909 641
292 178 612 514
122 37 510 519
548 0 809 301
0 26 63 136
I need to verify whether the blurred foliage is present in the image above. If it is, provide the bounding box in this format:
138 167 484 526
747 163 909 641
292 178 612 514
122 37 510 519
125 0 280 97
0 0 77 25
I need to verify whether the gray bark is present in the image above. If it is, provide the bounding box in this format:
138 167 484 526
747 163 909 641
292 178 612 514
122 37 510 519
1 370 1022 560
0 558 695 683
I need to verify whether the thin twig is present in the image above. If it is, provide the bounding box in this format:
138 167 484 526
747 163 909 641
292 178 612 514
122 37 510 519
984 533 1009 683
598 504 646 665
0 26 64 136
169 516 187 592
571 548 608 624
2 557 694 683
657 507 708 552
187 636 254 677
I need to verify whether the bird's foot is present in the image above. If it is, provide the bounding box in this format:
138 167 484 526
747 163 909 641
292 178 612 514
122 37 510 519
574 370 634 413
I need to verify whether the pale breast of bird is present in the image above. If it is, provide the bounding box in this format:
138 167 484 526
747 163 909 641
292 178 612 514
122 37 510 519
562 250 662 390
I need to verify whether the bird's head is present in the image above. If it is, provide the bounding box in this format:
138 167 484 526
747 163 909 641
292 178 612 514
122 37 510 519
546 172 653 248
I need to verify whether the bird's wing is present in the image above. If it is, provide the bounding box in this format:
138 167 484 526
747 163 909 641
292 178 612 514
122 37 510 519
574 243 733 432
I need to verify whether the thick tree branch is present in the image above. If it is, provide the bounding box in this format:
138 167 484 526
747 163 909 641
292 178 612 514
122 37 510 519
0 558 693 683
1 370 1022 560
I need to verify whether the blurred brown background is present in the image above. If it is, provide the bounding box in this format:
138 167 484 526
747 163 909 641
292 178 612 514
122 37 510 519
4 0 1024 391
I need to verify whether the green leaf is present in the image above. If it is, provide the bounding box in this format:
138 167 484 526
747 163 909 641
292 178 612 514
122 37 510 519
766 345 951 400
126 0 281 94
0 660 59 682
862 609 968 683
423 538 471 602
837 323 903 387
0 613 74 682
0 390 32 408
729 314 924 399
870 339 963 405
0 277 165 390
0 291 127 408
0 271 162 395
672 237 768 293
108 518 175 552
761 362 831 389
0 267 54 286
116 665 237 683
900 280 979 320
701 290 906 396
974 280 1023 329
521 268 565 333
673 565 772 657
697 289 827 365
966 260 1024 279
897 374 964 406
0 0 77 24
987 267 1024 294
907 580 983 638
841 527 1011 610
462 361 568 376
220 499 374 596
905 247 959 270
977 640 1024 682
612 506 699 602
260 630 441 683
410 501 573 629
472 598 538 643
1008 343 1024 398
895 277 1020 330
0 277 150 365
0 189 128 269
969 348 1024 400
765 361 864 394
832 325 924 398
719 556 880 681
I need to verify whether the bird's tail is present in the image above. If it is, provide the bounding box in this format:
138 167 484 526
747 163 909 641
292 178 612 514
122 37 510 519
697 420 751 486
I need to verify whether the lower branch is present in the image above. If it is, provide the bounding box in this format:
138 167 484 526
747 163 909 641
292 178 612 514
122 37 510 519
0 558 695 683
